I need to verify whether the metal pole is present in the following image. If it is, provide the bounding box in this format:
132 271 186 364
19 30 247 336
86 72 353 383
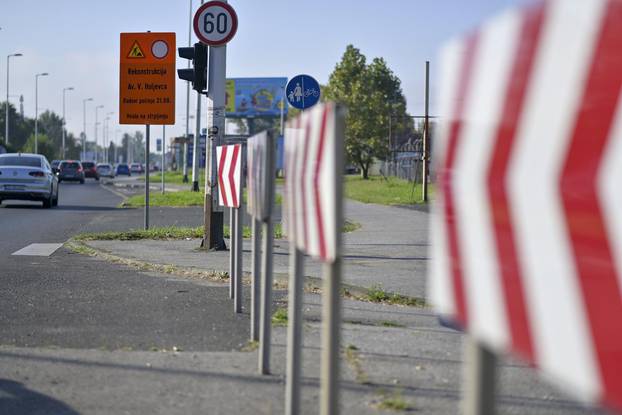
320 106 345 415
145 124 150 230
234 192 244 313
251 218 261 341
62 89 66 158
95 105 103 162
5 55 8 145
462 336 497 415
422 60 430 202
183 0 192 183
258 216 274 374
285 248 304 415
191 0 204 191
204 34 226 249
192 92 201 191
229 206 235 299
35 75 39 154
280 87 285 136
82 100 86 160
162 125 165 193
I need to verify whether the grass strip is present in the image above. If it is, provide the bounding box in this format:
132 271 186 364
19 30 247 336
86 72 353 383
344 175 433 206
361 284 426 307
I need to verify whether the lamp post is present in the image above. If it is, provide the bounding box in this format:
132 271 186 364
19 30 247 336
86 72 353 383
62 86 74 158
105 111 114 163
35 72 49 154
82 98 93 160
94 104 103 162
5 53 22 145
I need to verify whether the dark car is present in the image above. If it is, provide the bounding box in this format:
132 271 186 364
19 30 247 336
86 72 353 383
58 160 85 184
81 161 99 180
51 160 61 174
116 163 131 176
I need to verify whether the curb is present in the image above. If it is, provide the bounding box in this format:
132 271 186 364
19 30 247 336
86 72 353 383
66 239 426 308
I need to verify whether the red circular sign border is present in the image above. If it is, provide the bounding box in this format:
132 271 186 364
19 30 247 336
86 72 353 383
193 1 238 46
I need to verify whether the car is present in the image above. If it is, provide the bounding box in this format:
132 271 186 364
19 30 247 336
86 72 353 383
51 159 61 174
0 153 59 208
96 163 115 178
130 163 144 174
116 163 131 176
81 161 99 180
58 160 85 184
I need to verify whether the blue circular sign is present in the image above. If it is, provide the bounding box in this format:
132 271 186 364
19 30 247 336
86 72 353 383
286 75 320 110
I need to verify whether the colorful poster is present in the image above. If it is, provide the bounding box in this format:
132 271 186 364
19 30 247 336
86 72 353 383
225 77 288 118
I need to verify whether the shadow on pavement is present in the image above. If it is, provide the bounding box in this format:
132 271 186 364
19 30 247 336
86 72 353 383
54 205 119 212
0 379 79 415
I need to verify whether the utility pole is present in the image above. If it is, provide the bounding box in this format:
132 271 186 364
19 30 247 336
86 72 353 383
62 87 74 159
95 105 103 162
183 0 192 184
35 72 49 154
203 37 226 250
191 0 205 192
82 98 92 160
6 53 23 146
422 61 430 202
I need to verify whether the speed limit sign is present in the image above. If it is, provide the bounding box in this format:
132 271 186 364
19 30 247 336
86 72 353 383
193 1 238 46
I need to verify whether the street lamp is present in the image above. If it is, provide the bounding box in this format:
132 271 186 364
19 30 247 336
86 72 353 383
94 104 104 162
82 98 93 160
5 53 22 145
62 87 74 158
35 72 50 154
105 112 114 163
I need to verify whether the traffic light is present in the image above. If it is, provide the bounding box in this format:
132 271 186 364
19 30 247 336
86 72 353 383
177 42 208 93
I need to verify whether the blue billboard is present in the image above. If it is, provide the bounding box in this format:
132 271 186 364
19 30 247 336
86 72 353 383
226 77 288 118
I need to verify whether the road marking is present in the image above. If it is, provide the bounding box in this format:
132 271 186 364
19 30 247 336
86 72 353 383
12 243 63 257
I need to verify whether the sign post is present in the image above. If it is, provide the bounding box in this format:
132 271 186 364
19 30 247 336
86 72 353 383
246 131 276 369
284 103 345 415
216 143 243 313
193 0 238 250
119 32 175 230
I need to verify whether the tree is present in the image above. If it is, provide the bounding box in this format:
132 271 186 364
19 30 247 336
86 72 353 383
324 45 410 179
22 134 56 160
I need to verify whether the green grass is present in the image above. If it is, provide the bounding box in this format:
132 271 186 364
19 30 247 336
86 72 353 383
344 175 433 205
342 220 361 233
374 390 414 411
271 308 288 326
121 190 204 207
75 226 203 241
123 188 282 208
380 321 405 328
144 170 205 187
365 284 426 307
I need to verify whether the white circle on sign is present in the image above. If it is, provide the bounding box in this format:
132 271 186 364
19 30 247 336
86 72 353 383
151 40 168 59
193 1 238 46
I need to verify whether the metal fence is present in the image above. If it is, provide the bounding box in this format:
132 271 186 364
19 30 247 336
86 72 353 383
381 117 436 182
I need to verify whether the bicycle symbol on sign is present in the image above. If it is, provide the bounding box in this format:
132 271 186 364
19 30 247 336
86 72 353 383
304 88 320 98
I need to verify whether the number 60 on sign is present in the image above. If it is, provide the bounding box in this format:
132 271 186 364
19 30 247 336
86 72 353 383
193 1 238 46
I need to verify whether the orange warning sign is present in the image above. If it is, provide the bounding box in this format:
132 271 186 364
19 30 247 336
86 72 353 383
119 32 175 125
127 41 145 58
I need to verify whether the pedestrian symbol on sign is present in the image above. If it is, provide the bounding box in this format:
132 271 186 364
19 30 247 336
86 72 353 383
127 41 145 58
286 75 320 110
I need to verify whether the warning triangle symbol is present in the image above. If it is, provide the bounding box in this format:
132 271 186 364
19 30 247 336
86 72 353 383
127 41 145 58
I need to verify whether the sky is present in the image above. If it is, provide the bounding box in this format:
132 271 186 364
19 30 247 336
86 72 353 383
1 0 533 152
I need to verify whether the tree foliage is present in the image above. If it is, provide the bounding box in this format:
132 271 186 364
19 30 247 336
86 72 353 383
324 45 410 179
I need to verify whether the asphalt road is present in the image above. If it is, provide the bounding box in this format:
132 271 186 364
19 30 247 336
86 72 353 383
0 179 249 352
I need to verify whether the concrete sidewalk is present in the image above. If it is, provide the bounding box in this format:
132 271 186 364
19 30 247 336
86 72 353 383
82 198 427 299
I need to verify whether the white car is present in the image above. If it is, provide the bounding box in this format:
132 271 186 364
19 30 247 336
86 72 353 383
96 163 115 178
0 153 59 208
